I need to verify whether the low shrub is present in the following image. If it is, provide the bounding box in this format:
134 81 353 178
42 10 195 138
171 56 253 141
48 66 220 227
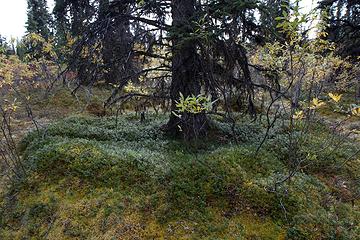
1 115 358 239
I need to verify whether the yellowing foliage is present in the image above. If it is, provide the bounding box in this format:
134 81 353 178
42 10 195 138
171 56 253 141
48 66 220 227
328 93 342 103
351 107 360 117
310 98 325 110
293 110 304 120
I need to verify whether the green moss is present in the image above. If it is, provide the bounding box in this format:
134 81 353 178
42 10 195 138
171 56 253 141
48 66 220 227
1 115 359 239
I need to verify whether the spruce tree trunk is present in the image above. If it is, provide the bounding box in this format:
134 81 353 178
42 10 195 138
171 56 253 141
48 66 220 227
101 0 133 84
166 0 208 139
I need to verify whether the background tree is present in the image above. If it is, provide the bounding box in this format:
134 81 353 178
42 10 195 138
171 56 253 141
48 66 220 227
318 0 360 98
99 0 137 84
53 0 94 37
318 0 360 58
26 0 52 39
259 0 291 43
0 35 8 54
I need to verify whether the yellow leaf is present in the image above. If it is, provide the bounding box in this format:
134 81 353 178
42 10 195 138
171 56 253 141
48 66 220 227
351 107 360 117
328 93 342 103
293 110 304 120
310 98 325 109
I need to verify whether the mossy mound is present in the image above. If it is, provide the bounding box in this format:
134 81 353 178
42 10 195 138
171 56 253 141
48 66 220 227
1 115 359 239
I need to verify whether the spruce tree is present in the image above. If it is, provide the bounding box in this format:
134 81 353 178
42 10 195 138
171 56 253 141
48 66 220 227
26 0 52 39
55 0 267 138
318 0 360 59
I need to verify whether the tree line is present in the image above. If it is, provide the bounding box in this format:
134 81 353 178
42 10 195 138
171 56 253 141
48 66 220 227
1 0 359 139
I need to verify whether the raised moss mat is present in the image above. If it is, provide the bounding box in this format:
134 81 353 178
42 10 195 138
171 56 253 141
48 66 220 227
0 115 359 239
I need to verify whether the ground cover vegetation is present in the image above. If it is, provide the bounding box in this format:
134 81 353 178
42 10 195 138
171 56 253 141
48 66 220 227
0 0 359 239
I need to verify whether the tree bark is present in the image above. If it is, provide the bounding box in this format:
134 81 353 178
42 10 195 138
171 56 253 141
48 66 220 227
101 0 134 84
165 0 208 139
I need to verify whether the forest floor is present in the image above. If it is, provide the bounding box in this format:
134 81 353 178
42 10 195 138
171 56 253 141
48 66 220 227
0 89 359 239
